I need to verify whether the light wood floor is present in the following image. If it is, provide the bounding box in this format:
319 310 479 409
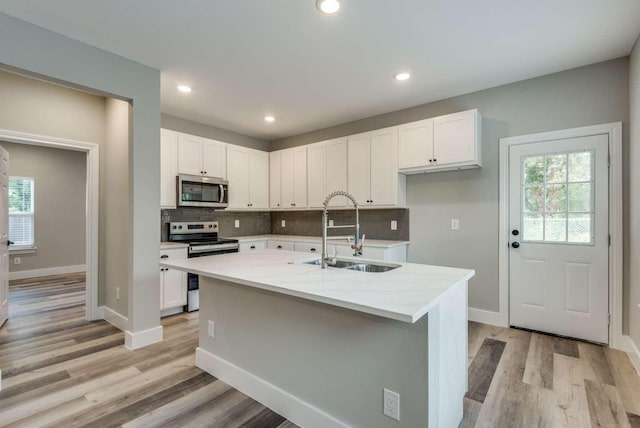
0 274 297 428
1 274 640 427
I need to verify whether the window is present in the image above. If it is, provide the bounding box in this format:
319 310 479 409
9 177 34 248
521 150 594 245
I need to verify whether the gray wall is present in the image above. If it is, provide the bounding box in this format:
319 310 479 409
0 13 161 335
103 98 130 316
161 114 270 151
629 39 640 348
270 58 630 317
1 142 86 272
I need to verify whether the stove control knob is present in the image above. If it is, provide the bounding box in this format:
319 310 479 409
178 225 183 229
209 225 213 228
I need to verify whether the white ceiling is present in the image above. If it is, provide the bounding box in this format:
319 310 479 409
1 1 639 141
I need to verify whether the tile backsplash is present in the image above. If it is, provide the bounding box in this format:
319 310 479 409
161 208 271 241
161 208 409 241
270 209 409 241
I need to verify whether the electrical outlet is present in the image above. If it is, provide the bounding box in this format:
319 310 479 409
383 388 400 421
116 287 120 300
208 320 215 338
451 218 460 230
329 219 334 227
235 219 240 228
281 220 286 227
13 257 20 265
391 220 397 231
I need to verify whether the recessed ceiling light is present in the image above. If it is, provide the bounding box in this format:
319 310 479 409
177 85 192 93
316 0 340 14
393 72 411 81
264 116 276 123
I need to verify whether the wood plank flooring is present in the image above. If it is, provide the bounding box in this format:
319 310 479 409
464 321 640 428
0 274 296 428
2 274 640 427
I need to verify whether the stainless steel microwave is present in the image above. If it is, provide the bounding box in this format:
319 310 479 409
177 174 228 208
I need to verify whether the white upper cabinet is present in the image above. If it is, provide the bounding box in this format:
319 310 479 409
398 109 481 174
160 129 178 209
307 138 348 208
348 128 404 207
278 147 307 209
226 146 269 210
307 142 326 208
269 151 282 209
178 134 226 178
398 119 433 169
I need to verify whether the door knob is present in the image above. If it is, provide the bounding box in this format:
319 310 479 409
512 229 520 236
511 242 520 248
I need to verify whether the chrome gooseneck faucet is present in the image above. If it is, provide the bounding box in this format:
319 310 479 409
321 191 365 269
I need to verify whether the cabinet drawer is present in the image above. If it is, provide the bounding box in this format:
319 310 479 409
239 241 268 252
267 240 294 251
160 247 188 260
293 242 321 254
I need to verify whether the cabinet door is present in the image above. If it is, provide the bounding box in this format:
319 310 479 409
370 127 398 206
177 134 204 175
325 138 348 207
160 130 178 209
347 133 371 205
280 149 295 208
398 119 433 169
202 139 227 178
293 147 308 208
269 152 282 208
161 268 187 309
307 142 326 208
248 150 269 209
433 110 476 166
226 146 250 209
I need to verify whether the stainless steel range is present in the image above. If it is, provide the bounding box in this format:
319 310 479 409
168 221 239 311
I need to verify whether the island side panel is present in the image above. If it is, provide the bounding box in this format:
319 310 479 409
427 280 468 428
197 276 430 428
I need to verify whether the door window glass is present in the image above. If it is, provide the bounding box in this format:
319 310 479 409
521 150 594 244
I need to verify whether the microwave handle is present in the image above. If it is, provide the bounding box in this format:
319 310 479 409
220 184 226 203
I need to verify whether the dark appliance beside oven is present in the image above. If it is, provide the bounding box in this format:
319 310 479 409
168 221 239 311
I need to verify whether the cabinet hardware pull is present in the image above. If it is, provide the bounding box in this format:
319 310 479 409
250 245 256 249
310 248 316 252
277 245 282 249
160 255 169 259
433 159 436 163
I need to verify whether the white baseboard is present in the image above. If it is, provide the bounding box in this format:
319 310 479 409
102 306 128 331
196 348 349 428
620 335 640 376
468 307 504 327
9 264 87 280
125 325 163 350
160 307 184 318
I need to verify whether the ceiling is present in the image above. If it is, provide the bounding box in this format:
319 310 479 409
1 1 639 141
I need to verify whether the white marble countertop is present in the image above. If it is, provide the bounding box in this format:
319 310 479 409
228 234 410 248
160 242 189 250
160 249 474 323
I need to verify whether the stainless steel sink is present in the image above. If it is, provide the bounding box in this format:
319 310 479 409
302 259 357 268
346 263 400 273
300 258 400 272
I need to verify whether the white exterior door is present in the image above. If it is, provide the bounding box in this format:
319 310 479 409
509 134 609 343
0 145 8 327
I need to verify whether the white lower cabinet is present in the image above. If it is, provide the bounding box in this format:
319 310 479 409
160 248 187 312
293 242 321 255
239 240 268 252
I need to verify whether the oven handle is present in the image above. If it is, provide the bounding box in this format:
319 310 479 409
189 243 239 254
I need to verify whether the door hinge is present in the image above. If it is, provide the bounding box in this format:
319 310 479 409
609 234 611 246
608 313 611 325
608 154 611 167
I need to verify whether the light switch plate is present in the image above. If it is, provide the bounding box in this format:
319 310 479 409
235 219 240 228
451 219 460 230
281 220 286 227
208 320 215 338
391 220 397 231
329 219 334 227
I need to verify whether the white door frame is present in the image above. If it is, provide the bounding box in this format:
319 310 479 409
0 128 100 321
499 122 623 349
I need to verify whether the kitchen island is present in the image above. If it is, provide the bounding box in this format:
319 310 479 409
160 249 474 428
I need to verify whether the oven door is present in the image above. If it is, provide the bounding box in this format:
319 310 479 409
178 174 228 208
